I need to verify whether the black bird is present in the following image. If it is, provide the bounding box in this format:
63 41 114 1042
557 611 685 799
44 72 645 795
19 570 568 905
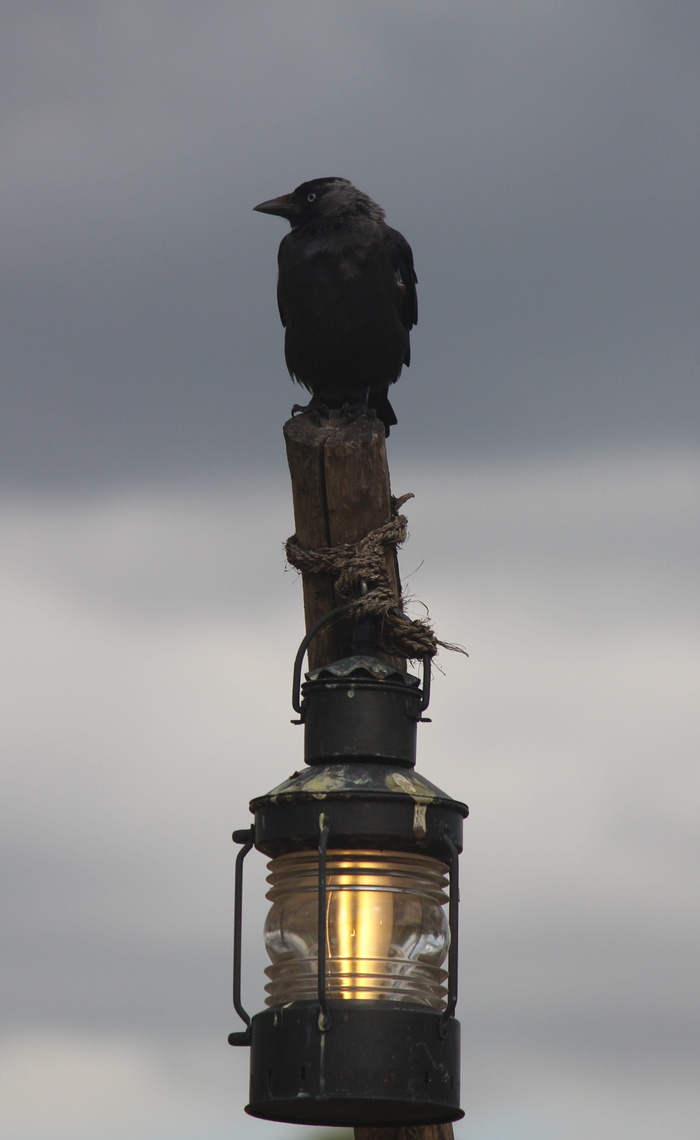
253 177 417 436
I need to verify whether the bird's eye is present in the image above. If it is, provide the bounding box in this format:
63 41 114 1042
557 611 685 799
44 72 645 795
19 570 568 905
307 192 317 202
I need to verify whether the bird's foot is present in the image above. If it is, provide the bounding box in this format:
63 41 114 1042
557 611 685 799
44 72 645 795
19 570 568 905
291 398 331 427
338 400 377 427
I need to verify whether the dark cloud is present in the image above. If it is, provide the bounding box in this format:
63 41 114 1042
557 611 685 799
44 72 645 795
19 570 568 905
1 2 698 490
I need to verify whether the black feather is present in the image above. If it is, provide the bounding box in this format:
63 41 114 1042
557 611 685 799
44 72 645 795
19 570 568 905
254 177 417 436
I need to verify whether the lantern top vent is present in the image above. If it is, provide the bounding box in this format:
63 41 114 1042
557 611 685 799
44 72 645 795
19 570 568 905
306 654 420 687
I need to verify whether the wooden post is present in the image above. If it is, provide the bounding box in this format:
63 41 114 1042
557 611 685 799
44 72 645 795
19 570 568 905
354 1127 454 1140
284 411 403 670
284 410 455 1140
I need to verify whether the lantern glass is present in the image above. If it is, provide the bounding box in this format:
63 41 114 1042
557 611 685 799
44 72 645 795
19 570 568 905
263 849 450 1009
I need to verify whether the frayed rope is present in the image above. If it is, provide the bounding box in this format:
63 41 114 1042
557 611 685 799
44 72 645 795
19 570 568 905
285 493 466 661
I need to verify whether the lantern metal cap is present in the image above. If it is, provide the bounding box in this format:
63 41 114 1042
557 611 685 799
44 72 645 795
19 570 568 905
249 760 468 858
298 653 429 767
256 759 465 808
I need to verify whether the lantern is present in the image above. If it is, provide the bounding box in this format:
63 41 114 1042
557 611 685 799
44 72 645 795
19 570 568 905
229 614 468 1127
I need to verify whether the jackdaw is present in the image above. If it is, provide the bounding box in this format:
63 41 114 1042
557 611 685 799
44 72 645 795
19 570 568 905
253 177 417 436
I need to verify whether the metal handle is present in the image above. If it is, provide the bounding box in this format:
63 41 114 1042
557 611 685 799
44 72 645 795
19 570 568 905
419 653 432 713
292 604 433 717
227 826 255 1046
292 603 354 714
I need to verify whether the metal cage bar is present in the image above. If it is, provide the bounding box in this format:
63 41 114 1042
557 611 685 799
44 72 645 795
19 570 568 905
441 825 460 1030
316 815 332 1030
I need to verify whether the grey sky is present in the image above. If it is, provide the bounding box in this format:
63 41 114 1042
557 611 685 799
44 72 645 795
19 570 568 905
1 4 699 1140
2 1 699 489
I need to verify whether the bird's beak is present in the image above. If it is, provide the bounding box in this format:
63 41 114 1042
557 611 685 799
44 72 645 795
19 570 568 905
253 193 296 219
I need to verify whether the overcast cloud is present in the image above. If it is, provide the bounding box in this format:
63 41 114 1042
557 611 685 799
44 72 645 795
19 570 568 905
2 4 699 1140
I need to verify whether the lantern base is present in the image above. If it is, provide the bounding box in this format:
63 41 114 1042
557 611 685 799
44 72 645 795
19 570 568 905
244 1001 463 1127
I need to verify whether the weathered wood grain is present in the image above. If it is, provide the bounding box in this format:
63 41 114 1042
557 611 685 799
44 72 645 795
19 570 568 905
284 411 403 670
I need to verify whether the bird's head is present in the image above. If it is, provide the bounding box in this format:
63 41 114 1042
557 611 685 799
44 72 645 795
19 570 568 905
253 177 386 228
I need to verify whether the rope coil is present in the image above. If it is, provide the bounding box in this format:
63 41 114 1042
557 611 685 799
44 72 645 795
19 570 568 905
285 493 464 661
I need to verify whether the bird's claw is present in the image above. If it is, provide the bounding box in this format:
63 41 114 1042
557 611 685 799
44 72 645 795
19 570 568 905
291 400 330 427
338 401 377 426
290 398 377 430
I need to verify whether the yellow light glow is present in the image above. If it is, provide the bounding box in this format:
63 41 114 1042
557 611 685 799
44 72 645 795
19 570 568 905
264 849 450 1009
329 873 394 997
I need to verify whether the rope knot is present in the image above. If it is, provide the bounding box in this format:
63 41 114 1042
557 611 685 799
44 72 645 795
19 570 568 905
285 493 465 661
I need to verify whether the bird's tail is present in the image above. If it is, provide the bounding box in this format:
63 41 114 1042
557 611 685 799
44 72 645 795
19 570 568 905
374 390 398 437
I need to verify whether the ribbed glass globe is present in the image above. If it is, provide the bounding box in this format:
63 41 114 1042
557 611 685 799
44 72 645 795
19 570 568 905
263 849 450 1010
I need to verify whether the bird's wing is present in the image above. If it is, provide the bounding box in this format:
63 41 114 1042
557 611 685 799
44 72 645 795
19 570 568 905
385 226 418 331
275 236 291 327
